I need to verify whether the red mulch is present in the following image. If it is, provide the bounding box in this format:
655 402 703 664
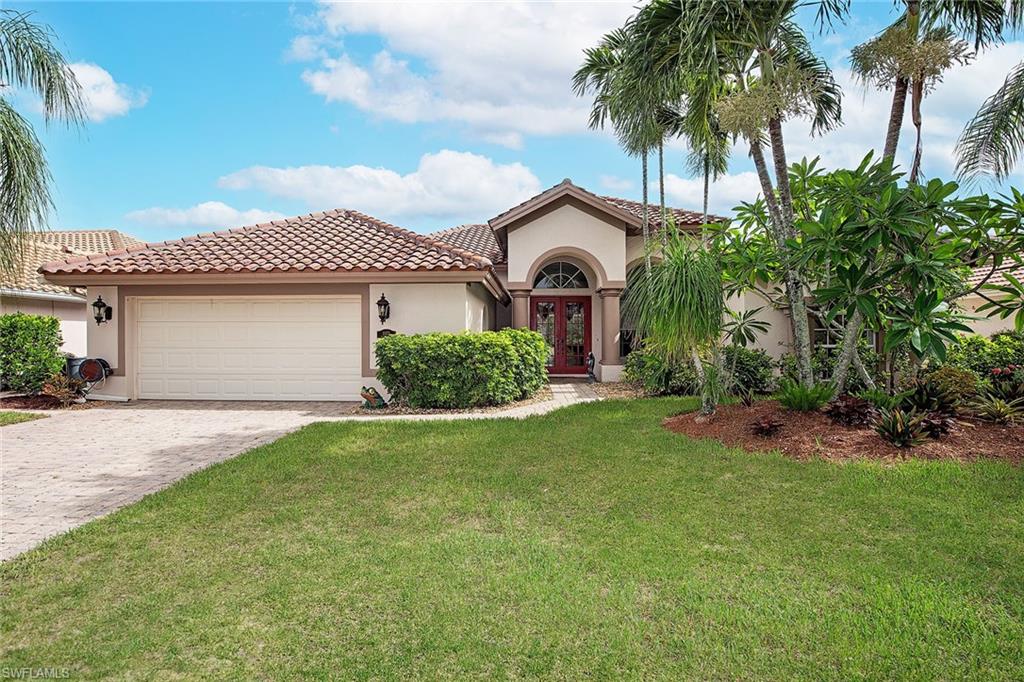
0 395 101 411
664 400 1024 465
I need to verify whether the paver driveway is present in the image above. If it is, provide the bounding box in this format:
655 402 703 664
0 401 353 561
0 383 599 561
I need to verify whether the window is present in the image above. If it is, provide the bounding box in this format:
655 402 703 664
533 262 589 289
812 314 877 351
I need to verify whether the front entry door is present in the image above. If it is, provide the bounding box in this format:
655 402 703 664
530 296 591 374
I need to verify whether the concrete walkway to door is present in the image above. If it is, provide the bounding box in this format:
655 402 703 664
0 381 599 561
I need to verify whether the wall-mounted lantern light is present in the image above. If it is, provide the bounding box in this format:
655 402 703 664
377 294 391 324
91 295 113 326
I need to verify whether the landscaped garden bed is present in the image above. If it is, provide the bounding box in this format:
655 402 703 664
665 400 1024 464
0 394 99 411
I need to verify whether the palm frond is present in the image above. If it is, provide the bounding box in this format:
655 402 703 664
0 98 52 273
956 60 1024 182
0 10 84 123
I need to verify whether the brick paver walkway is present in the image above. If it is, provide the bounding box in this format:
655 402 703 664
0 381 598 560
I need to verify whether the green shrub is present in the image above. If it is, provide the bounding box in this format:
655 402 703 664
857 388 905 411
925 365 980 403
946 331 1024 376
874 408 926 448
969 394 1024 425
498 328 549 399
777 379 835 412
622 349 698 396
0 313 65 393
375 330 548 408
900 380 958 416
723 346 774 394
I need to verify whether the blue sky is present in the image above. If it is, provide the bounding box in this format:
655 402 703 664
14 1 1024 242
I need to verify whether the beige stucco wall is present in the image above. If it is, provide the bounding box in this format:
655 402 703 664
506 203 626 285
368 282 477 369
960 296 1017 337
1 293 88 356
465 282 495 331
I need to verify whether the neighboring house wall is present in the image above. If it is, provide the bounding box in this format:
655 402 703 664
1 293 88 356
960 295 1018 337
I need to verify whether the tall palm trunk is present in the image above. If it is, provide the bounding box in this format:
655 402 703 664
702 156 710 223
883 77 909 160
762 119 814 386
642 153 651 271
658 138 666 226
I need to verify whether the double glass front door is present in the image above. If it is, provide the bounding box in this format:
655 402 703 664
530 296 591 374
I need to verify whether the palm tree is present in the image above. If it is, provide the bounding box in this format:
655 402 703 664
0 10 83 274
623 227 724 415
630 0 843 386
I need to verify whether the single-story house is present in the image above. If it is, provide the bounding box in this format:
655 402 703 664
3 230 142 356
38 180 1016 402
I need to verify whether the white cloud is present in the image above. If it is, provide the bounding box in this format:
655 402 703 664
599 175 634 192
218 149 542 221
665 172 762 215
125 202 286 230
296 1 636 146
70 63 148 122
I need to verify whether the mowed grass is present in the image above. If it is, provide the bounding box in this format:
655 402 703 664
0 411 45 426
2 399 1023 680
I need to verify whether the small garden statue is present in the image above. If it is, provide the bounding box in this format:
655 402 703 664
360 386 388 409
586 352 596 383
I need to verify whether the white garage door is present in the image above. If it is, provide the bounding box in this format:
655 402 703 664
135 297 363 401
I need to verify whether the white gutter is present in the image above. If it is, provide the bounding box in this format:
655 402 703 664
0 288 85 304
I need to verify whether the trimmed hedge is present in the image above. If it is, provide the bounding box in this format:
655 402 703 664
375 329 548 408
0 313 65 393
946 331 1024 376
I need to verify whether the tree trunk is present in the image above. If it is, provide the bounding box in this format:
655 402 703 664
908 76 924 183
852 350 877 391
702 156 710 223
658 138 666 226
883 77 908 161
832 309 864 391
642 154 651 271
765 119 814 386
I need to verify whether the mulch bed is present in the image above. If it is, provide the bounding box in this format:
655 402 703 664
664 400 1024 464
0 395 106 411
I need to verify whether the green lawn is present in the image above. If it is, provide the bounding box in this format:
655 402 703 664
2 399 1022 679
0 411 45 426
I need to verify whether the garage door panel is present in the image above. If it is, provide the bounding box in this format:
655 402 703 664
136 297 363 401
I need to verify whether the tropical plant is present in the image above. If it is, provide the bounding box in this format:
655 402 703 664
900 379 958 415
925 365 980 403
969 394 1024 424
626 0 846 387
857 388 906 411
41 372 84 407
0 10 84 274
824 395 878 427
919 410 956 439
777 379 835 412
874 407 926 448
623 227 724 414
750 415 784 438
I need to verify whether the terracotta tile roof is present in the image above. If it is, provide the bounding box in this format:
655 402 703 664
34 229 143 255
967 262 1024 290
487 178 713 233
430 224 505 264
40 209 494 276
2 240 84 297
3 230 142 298
600 196 722 227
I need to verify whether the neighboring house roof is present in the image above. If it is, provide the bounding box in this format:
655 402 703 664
2 230 142 301
430 224 505 265
966 262 1024 292
40 209 495 277
34 229 144 255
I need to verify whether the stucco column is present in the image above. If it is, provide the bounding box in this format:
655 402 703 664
598 288 622 367
510 290 531 329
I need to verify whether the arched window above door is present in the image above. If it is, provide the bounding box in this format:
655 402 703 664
533 262 589 289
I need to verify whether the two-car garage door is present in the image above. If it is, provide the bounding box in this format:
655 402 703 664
135 297 363 401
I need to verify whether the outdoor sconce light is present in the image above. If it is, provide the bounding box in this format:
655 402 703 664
91 295 113 326
377 293 391 324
